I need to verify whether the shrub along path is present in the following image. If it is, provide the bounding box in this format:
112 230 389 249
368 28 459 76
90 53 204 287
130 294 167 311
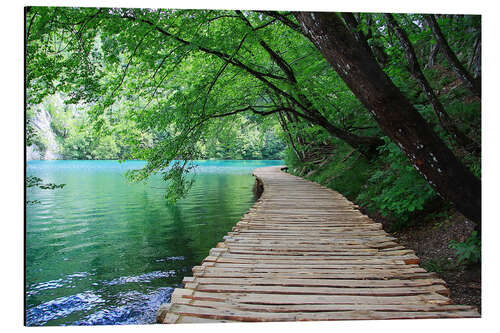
156 166 479 323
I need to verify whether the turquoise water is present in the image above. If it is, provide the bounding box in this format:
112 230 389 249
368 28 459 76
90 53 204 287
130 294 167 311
26 160 283 326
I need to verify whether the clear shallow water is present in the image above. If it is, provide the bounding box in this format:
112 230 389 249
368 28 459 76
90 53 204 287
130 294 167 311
26 160 283 326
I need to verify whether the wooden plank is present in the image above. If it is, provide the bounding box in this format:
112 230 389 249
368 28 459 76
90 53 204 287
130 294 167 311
193 270 439 280
182 290 452 305
204 256 417 265
199 263 425 270
207 252 418 261
195 265 427 274
173 297 476 314
175 316 238 324
167 304 478 322
184 277 446 288
225 234 397 241
220 247 415 256
184 283 450 297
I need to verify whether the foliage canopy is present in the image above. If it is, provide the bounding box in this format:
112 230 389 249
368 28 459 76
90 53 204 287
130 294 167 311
26 7 481 211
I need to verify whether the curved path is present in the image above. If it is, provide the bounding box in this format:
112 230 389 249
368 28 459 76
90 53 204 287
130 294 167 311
157 166 479 323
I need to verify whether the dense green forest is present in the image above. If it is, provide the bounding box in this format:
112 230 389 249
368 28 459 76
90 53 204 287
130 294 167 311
27 93 285 160
26 8 481 263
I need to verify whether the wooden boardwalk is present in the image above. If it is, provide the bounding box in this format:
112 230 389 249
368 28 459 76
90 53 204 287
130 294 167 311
157 166 479 323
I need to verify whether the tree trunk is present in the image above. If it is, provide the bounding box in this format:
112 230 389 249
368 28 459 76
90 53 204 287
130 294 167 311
341 13 373 56
294 12 481 227
278 111 303 161
282 110 307 161
342 13 389 69
384 13 479 153
469 33 481 79
424 14 481 97
426 42 438 69
306 108 384 157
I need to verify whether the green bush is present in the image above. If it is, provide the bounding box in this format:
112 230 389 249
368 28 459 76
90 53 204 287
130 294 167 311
421 258 455 274
356 138 437 229
449 231 481 266
315 152 373 200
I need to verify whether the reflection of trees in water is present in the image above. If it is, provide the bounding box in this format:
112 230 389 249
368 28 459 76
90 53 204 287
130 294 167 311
130 189 197 286
185 174 255 262
164 204 196 270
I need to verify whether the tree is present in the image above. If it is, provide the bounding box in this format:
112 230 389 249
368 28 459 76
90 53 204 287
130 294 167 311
383 13 478 153
294 12 481 227
424 14 481 97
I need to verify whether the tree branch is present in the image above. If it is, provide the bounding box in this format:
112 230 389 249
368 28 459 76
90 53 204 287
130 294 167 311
253 18 277 31
151 45 183 80
118 13 288 82
202 32 250 116
26 11 37 40
112 28 154 96
424 14 481 96
258 11 301 33
236 10 297 83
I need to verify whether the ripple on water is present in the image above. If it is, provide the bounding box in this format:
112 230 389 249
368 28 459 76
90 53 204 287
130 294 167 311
103 271 176 286
26 292 105 326
71 287 174 325
26 271 176 326
57 241 97 253
27 272 93 295
155 256 185 262
50 224 90 235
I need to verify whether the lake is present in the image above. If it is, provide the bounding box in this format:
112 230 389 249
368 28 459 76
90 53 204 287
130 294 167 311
25 160 283 326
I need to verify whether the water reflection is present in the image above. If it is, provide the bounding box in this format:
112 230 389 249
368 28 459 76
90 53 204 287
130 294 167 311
26 160 283 325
